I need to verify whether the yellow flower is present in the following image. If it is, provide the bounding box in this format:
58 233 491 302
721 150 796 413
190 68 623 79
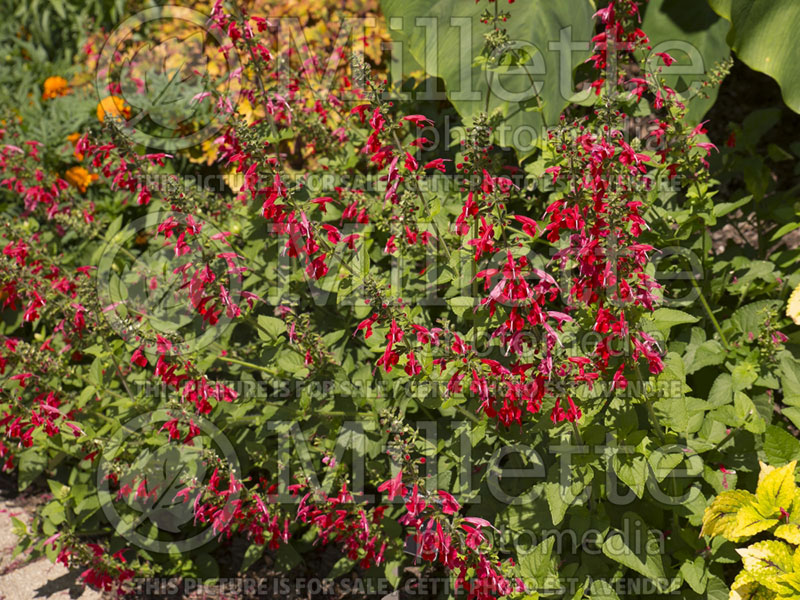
64 166 98 193
42 76 71 100
787 282 800 325
96 96 131 123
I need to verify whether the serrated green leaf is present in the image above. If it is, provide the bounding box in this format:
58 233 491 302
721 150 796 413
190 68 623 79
257 315 287 340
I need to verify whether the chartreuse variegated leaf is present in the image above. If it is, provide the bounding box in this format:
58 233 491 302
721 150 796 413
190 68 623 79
730 584 776 600
701 489 756 539
780 571 800 596
737 540 794 594
729 570 760 600
759 461 778 485
774 491 800 544
731 504 778 539
776 524 800 546
755 461 797 517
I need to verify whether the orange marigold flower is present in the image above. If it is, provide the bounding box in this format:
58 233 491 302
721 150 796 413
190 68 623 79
42 76 71 100
65 166 98 193
96 96 131 123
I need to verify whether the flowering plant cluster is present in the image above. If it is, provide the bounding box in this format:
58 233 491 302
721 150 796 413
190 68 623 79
2 0 800 598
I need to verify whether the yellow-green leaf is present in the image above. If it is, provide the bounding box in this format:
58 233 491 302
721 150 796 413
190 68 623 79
779 572 800 594
775 523 800 545
738 540 795 594
732 504 779 539
730 572 772 600
756 461 797 517
702 490 757 539
759 461 777 485
729 582 776 600
732 570 756 591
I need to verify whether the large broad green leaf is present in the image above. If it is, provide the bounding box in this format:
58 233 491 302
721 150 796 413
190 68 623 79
602 511 668 588
727 0 800 114
707 0 731 20
641 0 731 124
380 0 593 154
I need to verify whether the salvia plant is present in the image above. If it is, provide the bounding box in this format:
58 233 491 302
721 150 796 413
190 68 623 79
1 0 800 599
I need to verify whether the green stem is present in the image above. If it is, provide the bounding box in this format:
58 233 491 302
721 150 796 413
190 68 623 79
101 336 137 403
570 421 584 446
637 363 665 442
645 397 666 443
217 355 279 376
454 404 482 425
690 276 731 351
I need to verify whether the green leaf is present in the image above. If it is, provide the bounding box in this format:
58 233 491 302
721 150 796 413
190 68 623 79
728 300 782 337
17 448 47 491
713 195 752 218
779 353 800 406
384 559 403 588
240 543 265 572
782 407 800 431
448 296 475 319
770 221 800 242
192 553 219 581
380 0 594 154
88 357 104 388
680 557 707 594
257 315 287 340
104 214 124 242
601 511 667 586
543 481 570 526
731 362 759 392
685 340 725 374
588 579 620 600
708 0 731 20
645 308 699 337
707 374 733 408
705 574 729 599
10 516 27 537
518 536 558 588
614 454 648 499
728 0 800 113
764 425 800 465
648 448 684 482
657 395 706 435
328 556 356 578
274 543 302 571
